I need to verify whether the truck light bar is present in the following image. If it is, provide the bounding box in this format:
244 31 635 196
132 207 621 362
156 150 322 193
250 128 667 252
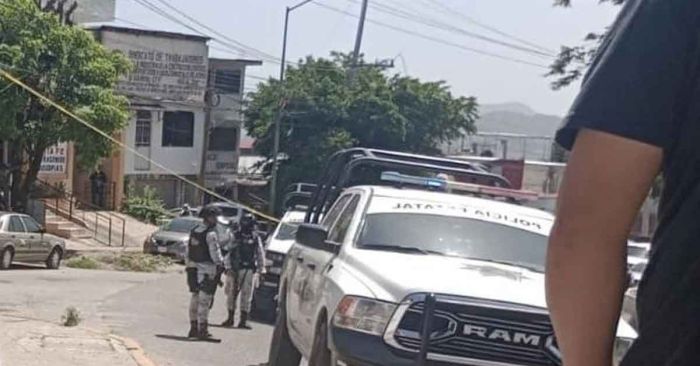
446 180 539 202
380 172 447 191
379 171 538 202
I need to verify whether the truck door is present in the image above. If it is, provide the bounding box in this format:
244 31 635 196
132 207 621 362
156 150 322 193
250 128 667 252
287 194 352 346
298 194 361 339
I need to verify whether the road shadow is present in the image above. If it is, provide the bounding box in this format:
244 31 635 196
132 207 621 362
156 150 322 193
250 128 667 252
155 334 222 343
155 334 197 342
7 263 46 271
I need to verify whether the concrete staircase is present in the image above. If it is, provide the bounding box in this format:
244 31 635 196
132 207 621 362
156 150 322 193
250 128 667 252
44 211 93 240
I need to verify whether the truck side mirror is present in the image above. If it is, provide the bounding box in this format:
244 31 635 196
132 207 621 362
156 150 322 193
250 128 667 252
296 224 329 251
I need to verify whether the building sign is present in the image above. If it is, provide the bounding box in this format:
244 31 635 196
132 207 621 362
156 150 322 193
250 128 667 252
40 143 67 174
118 50 207 102
101 31 209 103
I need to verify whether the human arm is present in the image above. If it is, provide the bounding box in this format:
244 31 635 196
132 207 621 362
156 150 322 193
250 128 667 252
256 236 266 274
206 230 224 267
546 130 661 366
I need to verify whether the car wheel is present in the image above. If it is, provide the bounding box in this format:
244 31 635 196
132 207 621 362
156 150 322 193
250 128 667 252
46 247 62 269
0 248 13 270
267 286 302 366
309 315 333 366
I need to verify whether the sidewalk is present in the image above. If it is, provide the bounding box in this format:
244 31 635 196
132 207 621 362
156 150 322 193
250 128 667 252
0 312 154 366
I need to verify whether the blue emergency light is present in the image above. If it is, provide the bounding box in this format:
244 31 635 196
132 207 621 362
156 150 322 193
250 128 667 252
380 171 448 191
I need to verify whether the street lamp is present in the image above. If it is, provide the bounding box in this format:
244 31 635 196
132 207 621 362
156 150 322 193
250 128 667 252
269 0 314 214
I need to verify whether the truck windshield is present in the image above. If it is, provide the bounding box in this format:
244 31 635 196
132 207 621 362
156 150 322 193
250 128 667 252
357 213 547 272
275 222 299 241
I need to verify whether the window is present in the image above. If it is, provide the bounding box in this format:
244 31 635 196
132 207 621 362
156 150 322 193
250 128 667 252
208 127 238 151
328 195 360 244
135 110 152 147
8 216 25 233
214 69 241 94
21 217 42 233
321 194 352 229
162 111 194 147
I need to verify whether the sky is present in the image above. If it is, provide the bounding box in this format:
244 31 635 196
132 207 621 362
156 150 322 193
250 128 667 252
114 0 621 116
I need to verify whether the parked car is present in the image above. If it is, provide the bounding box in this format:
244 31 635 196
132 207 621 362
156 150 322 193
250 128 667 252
252 209 306 321
206 202 247 223
0 212 66 270
144 216 202 262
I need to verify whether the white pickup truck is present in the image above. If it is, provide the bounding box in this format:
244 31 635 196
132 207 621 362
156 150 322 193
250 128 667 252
268 184 637 366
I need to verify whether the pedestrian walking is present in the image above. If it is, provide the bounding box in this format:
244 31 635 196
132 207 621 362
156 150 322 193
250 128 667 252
185 205 224 341
220 213 265 329
546 1 700 366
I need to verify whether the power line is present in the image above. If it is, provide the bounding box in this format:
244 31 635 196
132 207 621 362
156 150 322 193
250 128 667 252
148 0 279 61
350 0 554 58
0 67 280 223
124 2 342 72
313 2 550 69
130 0 279 64
419 0 555 54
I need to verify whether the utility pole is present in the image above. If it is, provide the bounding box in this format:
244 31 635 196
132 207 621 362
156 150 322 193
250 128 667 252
349 0 369 81
198 71 215 205
270 0 313 215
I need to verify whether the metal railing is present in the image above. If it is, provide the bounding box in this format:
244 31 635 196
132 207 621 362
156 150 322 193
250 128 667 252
34 179 126 246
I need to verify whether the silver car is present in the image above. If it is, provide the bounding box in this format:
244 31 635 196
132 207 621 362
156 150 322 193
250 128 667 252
0 212 66 270
144 216 202 262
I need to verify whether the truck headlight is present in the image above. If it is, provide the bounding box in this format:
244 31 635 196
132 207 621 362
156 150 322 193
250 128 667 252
613 337 635 365
332 296 397 336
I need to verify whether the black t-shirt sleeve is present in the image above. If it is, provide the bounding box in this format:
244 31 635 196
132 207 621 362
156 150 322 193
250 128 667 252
556 0 699 151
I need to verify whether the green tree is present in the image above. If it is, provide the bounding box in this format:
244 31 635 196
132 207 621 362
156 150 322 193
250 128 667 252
0 0 131 210
245 53 478 208
547 0 624 89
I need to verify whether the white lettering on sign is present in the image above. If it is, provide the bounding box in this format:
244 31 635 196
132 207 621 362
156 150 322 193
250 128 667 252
39 143 67 174
390 202 543 231
116 49 207 102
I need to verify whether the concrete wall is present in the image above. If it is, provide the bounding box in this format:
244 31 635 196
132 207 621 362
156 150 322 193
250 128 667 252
123 104 205 176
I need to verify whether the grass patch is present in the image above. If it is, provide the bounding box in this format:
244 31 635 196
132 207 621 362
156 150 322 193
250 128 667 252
65 256 102 270
66 253 174 273
61 307 81 327
113 253 173 273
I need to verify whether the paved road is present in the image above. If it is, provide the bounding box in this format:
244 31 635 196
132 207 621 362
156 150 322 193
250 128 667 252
0 263 278 366
100 270 275 366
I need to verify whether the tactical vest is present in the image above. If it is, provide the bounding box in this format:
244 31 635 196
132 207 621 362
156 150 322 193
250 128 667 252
234 232 259 270
188 226 214 263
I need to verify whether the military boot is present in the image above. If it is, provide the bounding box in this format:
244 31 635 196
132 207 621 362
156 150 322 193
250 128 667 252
187 321 198 338
237 311 251 329
198 322 212 339
221 310 235 327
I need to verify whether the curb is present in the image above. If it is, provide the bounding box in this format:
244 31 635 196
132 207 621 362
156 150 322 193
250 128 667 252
110 335 158 366
0 312 157 366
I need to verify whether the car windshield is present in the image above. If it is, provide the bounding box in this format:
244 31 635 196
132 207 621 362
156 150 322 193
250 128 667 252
627 246 648 258
163 218 200 233
357 213 548 272
275 222 300 240
219 207 239 217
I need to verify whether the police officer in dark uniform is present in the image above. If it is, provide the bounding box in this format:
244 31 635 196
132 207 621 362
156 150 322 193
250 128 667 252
186 205 224 340
221 213 265 329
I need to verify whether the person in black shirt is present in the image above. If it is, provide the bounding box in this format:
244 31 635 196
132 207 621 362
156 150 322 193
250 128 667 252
546 1 700 365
